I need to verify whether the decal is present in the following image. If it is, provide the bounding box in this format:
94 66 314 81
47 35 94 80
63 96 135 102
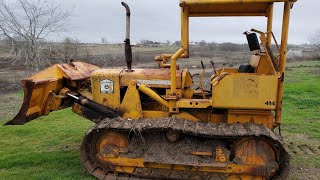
265 101 276 106
100 79 114 94
137 79 171 85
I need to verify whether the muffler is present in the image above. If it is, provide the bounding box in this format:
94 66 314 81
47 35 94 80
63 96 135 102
121 2 133 72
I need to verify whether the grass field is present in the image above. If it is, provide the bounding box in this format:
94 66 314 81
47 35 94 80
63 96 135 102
0 60 319 179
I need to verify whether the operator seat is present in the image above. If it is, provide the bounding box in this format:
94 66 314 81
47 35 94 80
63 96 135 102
238 32 261 73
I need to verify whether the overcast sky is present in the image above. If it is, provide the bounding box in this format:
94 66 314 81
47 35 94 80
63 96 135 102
53 0 319 45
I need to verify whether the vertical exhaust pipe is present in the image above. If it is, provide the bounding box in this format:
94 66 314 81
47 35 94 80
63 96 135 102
121 2 133 72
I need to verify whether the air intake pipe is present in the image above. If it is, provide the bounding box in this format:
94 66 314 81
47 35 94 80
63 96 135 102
121 2 133 72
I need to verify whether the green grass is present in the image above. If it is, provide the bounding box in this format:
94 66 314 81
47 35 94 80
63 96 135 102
282 61 320 139
279 61 320 179
0 108 95 179
0 60 319 179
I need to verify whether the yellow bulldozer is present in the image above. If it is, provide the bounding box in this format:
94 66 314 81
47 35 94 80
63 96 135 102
6 0 297 179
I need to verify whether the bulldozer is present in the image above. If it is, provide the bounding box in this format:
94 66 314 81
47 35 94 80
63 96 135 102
6 0 297 179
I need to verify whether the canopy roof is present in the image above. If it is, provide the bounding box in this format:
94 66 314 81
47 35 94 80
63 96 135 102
180 0 296 17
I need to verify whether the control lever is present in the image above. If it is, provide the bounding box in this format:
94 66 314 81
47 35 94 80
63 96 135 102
210 61 218 75
199 61 206 99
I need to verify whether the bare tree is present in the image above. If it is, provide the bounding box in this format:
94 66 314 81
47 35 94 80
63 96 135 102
310 30 320 58
101 37 108 45
199 40 207 46
61 37 80 62
0 0 71 68
174 40 180 46
165 40 171 46
310 30 320 50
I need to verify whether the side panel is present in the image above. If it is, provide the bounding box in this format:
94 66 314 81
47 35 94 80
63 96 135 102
91 69 122 110
212 74 278 110
227 110 274 129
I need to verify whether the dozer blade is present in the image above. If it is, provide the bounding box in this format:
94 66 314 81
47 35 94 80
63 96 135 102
5 62 99 125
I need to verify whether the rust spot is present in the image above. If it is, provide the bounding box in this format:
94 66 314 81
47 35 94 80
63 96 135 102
57 62 99 80
5 79 37 125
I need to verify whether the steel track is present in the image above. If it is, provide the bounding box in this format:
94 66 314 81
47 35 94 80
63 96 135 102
80 117 290 180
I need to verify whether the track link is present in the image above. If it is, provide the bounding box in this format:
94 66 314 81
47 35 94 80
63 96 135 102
80 117 290 180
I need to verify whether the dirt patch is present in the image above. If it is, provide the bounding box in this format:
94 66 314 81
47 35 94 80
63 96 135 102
290 167 320 180
297 144 317 155
143 132 226 165
119 130 233 168
287 141 319 156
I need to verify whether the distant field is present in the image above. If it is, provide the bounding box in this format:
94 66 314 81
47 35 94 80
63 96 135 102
0 44 253 69
0 60 319 179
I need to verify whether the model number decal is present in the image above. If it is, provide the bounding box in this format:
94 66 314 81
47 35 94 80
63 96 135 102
265 101 276 106
137 79 170 85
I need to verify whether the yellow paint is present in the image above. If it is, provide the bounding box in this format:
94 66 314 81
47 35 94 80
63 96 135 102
182 0 295 5
96 131 129 153
120 68 182 88
170 47 186 95
212 74 278 110
43 92 63 115
216 68 238 75
209 113 226 123
166 89 183 98
138 84 169 108
181 6 189 56
266 3 274 45
114 166 135 173
98 156 276 175
275 1 292 125
256 55 275 75
142 111 170 118
26 79 63 117
177 99 212 108
181 69 194 98
216 148 228 163
227 110 274 128
99 157 144 167
91 69 122 110
188 151 213 156
119 81 143 119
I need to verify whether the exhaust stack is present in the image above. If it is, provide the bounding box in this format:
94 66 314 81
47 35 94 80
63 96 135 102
121 2 133 72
